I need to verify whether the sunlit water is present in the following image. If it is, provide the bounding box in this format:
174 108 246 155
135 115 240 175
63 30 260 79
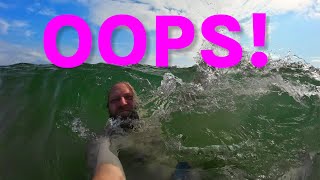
0 52 319 179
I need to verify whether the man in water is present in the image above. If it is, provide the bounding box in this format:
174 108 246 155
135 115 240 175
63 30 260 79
88 82 139 180
105 82 140 131
88 82 194 180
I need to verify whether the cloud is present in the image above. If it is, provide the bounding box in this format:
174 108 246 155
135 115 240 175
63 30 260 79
0 41 49 65
0 2 9 9
81 0 320 30
11 20 29 28
76 0 320 66
30 0 320 66
27 2 40 13
38 7 57 17
27 3 57 17
307 0 320 18
78 0 217 66
25 30 35 37
0 18 31 36
0 19 9 34
82 0 211 30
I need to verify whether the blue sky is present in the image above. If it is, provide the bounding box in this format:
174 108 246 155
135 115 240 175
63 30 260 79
0 0 319 67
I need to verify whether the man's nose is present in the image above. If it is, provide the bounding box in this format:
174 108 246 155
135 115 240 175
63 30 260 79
119 97 128 106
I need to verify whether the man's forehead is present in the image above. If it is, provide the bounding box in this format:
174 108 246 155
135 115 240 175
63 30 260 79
109 83 133 97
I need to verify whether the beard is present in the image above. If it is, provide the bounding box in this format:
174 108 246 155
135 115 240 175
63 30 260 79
109 110 139 130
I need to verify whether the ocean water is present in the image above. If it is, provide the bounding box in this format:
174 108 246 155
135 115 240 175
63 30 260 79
0 55 319 179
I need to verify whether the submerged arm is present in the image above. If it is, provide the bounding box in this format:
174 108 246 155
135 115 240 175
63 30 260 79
88 137 126 180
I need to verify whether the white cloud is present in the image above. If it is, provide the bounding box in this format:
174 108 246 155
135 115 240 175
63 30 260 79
25 30 35 37
79 0 215 66
77 0 320 66
0 41 49 65
83 0 210 30
0 2 9 9
0 18 31 36
0 19 9 34
27 3 57 17
11 20 29 28
27 7 35 13
307 0 320 18
27 2 40 13
38 7 57 17
40 0 320 66
268 0 313 12
82 0 320 30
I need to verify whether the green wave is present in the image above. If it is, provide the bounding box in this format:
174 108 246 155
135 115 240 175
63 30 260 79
0 61 319 179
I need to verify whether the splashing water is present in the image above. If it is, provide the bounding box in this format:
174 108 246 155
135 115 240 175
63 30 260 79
0 51 319 179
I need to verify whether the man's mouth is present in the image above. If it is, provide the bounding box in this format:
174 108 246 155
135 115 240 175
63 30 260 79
117 110 134 117
118 110 132 113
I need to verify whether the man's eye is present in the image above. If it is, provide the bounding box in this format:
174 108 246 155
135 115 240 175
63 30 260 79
110 98 120 103
124 95 133 100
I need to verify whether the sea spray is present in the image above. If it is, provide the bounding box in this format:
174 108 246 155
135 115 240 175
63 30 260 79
0 54 319 179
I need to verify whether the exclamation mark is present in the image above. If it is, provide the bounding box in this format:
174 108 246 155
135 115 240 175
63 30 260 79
251 13 268 68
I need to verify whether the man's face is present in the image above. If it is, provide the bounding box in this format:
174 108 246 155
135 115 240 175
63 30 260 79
108 83 135 119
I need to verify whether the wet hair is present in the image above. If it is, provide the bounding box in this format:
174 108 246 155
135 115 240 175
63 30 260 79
106 82 139 110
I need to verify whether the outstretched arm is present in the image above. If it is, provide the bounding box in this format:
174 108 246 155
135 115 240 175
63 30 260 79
88 137 126 180
93 163 125 180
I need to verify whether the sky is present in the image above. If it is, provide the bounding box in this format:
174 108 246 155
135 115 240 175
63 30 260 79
0 0 319 67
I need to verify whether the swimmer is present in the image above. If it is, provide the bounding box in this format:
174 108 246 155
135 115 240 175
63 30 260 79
87 82 195 180
87 82 139 180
